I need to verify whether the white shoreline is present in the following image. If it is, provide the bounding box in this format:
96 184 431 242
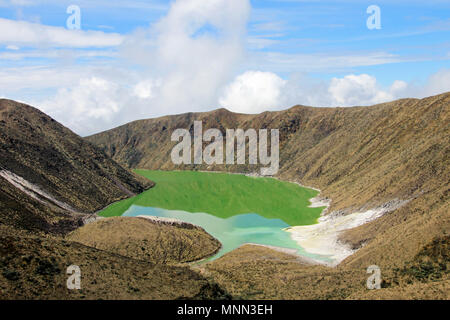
307 196 332 209
287 199 410 266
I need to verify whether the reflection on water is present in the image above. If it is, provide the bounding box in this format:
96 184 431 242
123 205 331 262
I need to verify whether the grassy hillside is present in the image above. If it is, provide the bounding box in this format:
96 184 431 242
0 99 154 234
88 92 449 215
1 93 447 300
0 225 229 300
66 217 221 264
202 242 448 300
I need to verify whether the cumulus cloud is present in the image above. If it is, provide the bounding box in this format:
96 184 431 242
423 69 450 96
219 71 286 113
133 79 161 100
39 77 122 134
30 67 450 135
328 74 394 106
120 0 250 115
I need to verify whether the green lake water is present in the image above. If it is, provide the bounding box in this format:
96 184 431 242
99 170 329 261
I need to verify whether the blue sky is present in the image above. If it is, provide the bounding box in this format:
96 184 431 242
0 0 449 135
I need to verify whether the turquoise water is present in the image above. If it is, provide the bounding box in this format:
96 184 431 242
123 205 330 262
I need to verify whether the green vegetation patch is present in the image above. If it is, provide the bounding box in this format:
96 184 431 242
99 170 324 226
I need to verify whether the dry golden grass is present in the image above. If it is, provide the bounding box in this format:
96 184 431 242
203 239 449 300
66 217 221 264
348 278 449 300
0 225 229 300
202 245 367 300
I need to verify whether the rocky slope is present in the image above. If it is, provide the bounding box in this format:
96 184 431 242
0 224 228 300
0 99 153 234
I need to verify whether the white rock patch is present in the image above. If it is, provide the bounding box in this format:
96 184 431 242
137 215 197 229
308 196 332 209
0 169 76 212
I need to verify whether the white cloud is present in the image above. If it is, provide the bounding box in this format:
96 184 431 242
247 36 280 50
119 0 251 115
219 71 286 113
245 51 407 73
328 74 394 106
0 18 123 47
0 66 87 92
0 49 117 61
218 71 392 113
0 0 33 6
6 44 20 50
0 0 167 10
216 70 450 114
39 77 124 134
423 69 450 96
13 67 449 135
42 77 121 118
2 0 251 135
390 80 408 93
133 79 162 99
